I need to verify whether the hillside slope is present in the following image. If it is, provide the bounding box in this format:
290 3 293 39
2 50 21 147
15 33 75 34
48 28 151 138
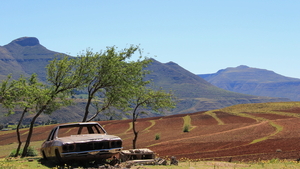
146 60 289 114
199 65 300 101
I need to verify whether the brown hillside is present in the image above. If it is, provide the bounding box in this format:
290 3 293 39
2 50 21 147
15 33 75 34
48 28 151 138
1 102 300 162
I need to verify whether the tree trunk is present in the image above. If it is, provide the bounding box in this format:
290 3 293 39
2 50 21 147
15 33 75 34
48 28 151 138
15 108 27 157
87 108 102 122
132 120 138 149
132 105 140 149
87 102 111 122
133 132 138 149
132 111 138 149
82 96 92 122
21 108 44 157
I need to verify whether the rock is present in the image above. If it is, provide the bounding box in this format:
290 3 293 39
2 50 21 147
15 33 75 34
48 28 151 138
12 37 40 46
27 159 34 162
156 158 167 165
170 156 178 165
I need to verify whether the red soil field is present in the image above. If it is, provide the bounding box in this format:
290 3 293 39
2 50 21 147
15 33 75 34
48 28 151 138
1 108 300 162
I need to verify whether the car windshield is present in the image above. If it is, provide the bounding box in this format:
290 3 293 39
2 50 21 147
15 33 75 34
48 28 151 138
57 124 106 138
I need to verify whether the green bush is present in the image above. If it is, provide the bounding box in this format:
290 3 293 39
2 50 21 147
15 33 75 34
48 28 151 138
155 133 160 140
9 147 38 157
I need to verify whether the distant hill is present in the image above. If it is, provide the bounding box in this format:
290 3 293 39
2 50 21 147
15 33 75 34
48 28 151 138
199 65 300 101
145 61 289 114
0 37 290 125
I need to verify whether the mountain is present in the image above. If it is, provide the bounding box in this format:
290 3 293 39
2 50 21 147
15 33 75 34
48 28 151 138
0 37 61 81
146 61 289 114
0 37 290 125
198 65 300 101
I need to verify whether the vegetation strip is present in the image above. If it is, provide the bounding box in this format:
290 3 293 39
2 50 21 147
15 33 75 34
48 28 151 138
218 102 300 118
204 111 224 125
142 120 156 133
210 104 285 145
182 115 196 132
250 121 283 144
124 122 133 134
147 122 262 148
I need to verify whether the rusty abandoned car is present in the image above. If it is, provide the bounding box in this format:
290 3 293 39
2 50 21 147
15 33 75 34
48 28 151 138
41 122 123 162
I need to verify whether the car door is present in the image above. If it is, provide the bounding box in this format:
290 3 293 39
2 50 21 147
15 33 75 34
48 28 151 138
43 127 58 158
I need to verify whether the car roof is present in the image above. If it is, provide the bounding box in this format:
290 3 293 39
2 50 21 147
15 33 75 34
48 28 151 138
56 122 100 128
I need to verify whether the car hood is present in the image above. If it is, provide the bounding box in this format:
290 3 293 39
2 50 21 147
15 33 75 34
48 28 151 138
57 134 121 144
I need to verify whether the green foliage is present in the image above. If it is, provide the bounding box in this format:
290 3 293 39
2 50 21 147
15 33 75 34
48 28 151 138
7 125 17 130
269 158 280 163
129 85 177 148
129 87 177 116
75 46 152 122
155 133 160 140
9 146 37 157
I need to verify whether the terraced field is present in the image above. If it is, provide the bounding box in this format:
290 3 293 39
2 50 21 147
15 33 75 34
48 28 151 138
1 102 300 162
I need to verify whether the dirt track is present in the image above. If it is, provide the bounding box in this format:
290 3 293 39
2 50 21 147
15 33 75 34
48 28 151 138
1 105 300 162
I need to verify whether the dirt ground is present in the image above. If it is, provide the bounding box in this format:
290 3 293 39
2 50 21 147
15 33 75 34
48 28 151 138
1 108 300 162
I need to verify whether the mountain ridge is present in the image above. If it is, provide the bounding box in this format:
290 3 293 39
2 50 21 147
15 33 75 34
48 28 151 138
199 65 300 101
0 37 62 81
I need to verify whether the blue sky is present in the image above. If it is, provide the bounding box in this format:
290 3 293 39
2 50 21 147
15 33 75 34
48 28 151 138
1 1 300 78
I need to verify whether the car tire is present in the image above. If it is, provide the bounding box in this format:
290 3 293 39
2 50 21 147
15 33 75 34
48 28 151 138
42 151 47 160
55 149 63 164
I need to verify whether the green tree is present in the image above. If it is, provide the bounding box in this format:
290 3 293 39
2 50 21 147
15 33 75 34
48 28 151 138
12 74 45 157
0 74 43 157
128 86 176 149
0 75 27 157
78 46 151 122
0 75 17 109
20 55 89 157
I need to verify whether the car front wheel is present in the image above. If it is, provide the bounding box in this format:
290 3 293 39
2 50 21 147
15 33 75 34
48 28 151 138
55 149 63 164
41 151 47 160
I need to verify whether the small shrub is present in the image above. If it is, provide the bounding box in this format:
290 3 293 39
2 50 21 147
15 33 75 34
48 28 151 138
9 149 18 157
155 133 160 140
183 124 190 132
269 158 279 163
9 147 38 157
27 146 38 156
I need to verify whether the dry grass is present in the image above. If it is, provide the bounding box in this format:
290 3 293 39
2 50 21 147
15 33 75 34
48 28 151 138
0 141 43 158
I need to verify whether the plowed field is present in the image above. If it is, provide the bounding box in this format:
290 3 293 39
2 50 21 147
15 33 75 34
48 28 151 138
1 102 300 162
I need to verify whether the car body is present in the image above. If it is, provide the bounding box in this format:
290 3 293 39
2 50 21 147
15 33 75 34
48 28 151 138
41 122 122 162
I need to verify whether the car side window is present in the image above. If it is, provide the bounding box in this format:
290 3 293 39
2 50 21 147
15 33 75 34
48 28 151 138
47 128 57 141
46 130 53 141
80 126 89 134
94 125 105 134
87 126 95 134
50 128 58 140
